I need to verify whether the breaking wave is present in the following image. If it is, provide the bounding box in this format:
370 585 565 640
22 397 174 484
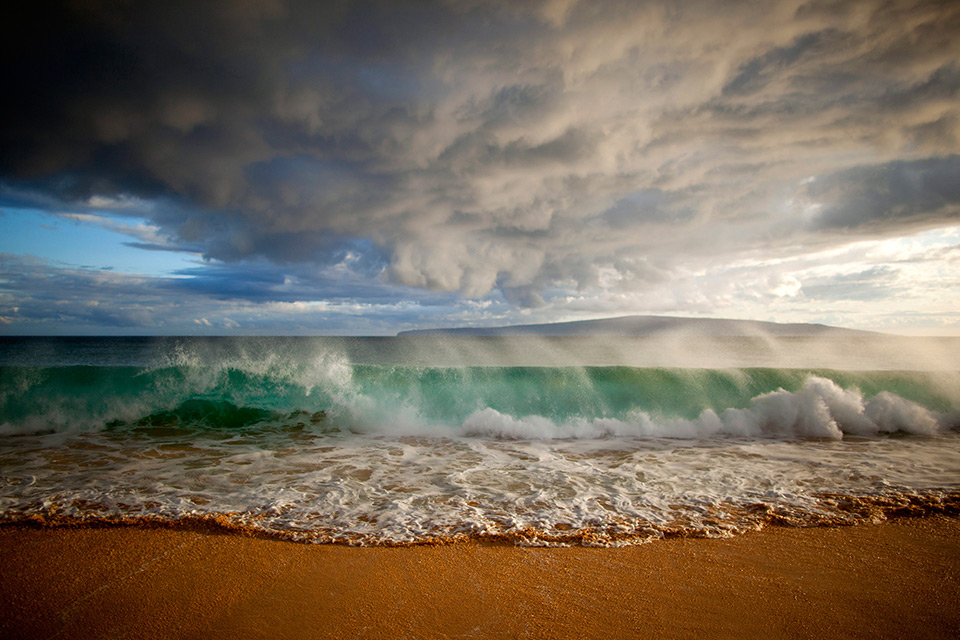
2 339 958 546
0 361 955 439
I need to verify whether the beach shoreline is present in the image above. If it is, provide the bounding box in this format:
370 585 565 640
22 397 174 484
2 516 957 639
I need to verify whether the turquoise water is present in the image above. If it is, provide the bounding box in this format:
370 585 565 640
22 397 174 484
0 364 954 434
0 336 958 544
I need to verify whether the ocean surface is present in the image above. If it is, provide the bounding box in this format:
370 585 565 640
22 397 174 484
1 335 958 545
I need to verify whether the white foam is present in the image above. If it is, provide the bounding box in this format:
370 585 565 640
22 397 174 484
3 349 958 544
458 377 947 441
3 425 958 545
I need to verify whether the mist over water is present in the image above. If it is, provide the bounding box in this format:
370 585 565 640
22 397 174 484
4 333 960 369
0 335 958 545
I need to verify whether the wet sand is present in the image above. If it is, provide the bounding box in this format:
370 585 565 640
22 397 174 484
1 517 958 639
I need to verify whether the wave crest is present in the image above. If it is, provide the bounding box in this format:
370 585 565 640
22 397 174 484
461 377 949 440
1 356 954 440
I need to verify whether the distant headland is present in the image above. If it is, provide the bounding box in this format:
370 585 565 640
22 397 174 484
397 315 878 337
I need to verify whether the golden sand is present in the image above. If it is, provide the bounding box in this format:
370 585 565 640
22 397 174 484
1 517 958 639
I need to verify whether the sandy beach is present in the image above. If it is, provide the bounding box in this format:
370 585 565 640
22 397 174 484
1 516 957 640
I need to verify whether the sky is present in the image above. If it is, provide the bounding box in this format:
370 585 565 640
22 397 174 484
1 0 959 336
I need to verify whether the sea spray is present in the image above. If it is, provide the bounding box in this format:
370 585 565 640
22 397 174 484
1 362 954 437
0 336 958 545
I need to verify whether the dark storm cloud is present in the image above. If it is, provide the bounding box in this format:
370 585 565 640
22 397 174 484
722 30 837 97
807 156 960 230
1 0 959 319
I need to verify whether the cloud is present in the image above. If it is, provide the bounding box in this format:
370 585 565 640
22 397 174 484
722 30 837 97
56 212 176 248
0 252 497 334
1 0 959 330
805 156 960 231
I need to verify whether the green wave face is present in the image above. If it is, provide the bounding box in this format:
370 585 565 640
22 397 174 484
350 366 956 422
0 364 955 434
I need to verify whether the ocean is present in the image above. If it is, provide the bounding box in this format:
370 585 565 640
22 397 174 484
1 335 958 545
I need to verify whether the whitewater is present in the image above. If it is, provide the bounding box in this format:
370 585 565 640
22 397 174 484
0 335 958 545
